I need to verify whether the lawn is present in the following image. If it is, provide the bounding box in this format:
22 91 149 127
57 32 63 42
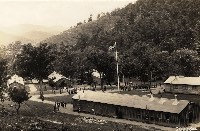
0 100 162 131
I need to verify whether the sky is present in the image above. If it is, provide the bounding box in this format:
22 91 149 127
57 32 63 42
0 0 136 28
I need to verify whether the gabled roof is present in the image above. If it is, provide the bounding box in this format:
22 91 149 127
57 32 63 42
48 71 69 83
7 74 24 86
164 76 200 85
72 91 189 114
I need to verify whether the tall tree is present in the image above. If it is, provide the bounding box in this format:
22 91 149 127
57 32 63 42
87 49 115 89
88 14 93 22
0 58 7 112
97 14 101 20
16 43 55 98
0 58 7 86
169 49 200 76
5 41 23 75
50 43 77 79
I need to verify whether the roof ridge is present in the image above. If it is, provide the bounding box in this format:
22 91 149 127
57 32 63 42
73 91 189 113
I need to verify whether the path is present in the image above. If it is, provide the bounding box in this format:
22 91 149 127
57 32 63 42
28 84 38 92
29 93 175 131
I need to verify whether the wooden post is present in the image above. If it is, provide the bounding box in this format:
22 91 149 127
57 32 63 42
115 44 120 91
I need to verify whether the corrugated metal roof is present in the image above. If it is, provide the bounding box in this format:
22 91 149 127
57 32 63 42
72 91 189 114
7 74 24 86
164 76 200 85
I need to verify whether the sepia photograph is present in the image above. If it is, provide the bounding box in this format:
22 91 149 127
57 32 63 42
0 0 200 130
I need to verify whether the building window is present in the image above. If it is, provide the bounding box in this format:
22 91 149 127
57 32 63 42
183 85 188 90
192 86 197 90
173 85 178 89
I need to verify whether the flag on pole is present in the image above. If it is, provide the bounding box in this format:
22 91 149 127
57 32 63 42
109 42 116 51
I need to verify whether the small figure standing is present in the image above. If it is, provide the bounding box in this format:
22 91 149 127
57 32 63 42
54 102 57 112
41 94 44 101
150 90 152 94
104 86 107 91
64 102 67 108
57 102 60 111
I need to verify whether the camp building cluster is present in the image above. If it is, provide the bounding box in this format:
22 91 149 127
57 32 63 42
72 76 200 127
6 74 200 127
7 71 71 91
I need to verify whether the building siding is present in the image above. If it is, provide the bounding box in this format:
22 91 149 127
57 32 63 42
72 99 198 127
165 84 200 94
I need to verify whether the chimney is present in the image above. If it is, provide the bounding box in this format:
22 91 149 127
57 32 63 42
172 94 179 105
159 97 166 104
78 95 80 100
149 94 154 101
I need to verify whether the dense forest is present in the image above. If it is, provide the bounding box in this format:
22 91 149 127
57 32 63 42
1 0 200 87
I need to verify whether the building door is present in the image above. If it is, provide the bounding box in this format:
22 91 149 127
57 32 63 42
189 111 193 123
115 106 122 119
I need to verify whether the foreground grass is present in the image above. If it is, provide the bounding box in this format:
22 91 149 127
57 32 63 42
0 100 162 131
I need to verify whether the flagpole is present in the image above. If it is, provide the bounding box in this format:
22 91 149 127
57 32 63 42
115 42 120 91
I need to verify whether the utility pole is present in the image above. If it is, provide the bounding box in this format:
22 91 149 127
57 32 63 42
109 41 120 91
115 42 120 91
149 71 152 90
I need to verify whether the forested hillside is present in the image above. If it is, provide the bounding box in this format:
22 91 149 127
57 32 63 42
18 0 200 84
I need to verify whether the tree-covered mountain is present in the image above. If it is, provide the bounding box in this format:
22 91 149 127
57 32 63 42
45 0 200 50
8 0 200 87
43 14 119 47
42 0 200 82
22 31 53 43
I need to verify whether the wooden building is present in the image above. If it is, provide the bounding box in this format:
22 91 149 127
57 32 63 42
164 76 200 94
24 79 49 92
48 71 71 89
72 91 200 127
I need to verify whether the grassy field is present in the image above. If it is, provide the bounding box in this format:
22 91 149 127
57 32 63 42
0 100 162 131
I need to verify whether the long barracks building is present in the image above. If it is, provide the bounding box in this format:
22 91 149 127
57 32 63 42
72 91 200 127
